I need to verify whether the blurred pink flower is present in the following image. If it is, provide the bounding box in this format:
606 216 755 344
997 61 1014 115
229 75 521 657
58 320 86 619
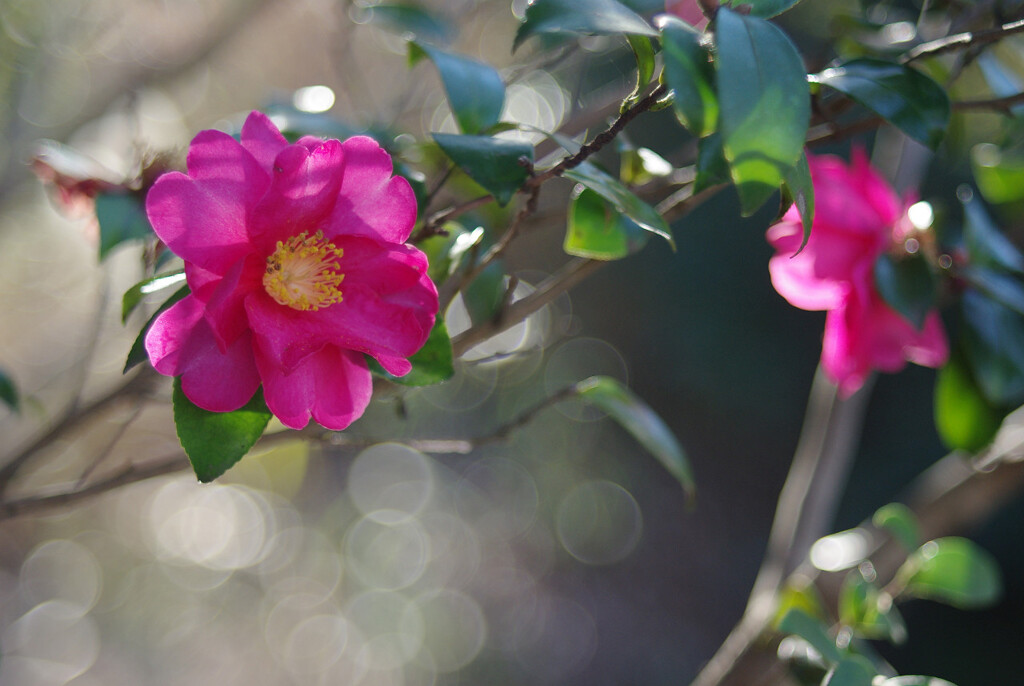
766 151 947 395
666 0 708 30
145 111 437 429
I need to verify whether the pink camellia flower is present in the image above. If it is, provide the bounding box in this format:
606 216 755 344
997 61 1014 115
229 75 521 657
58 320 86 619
144 111 438 429
666 0 709 30
766 151 948 396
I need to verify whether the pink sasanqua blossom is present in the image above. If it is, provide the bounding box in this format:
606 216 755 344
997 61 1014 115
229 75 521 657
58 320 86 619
766 151 948 396
145 111 438 429
666 0 709 30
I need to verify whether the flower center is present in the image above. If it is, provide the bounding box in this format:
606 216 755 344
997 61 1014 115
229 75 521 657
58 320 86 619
263 230 345 311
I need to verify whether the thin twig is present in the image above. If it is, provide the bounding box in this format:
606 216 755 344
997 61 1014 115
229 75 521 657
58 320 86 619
901 18 1024 63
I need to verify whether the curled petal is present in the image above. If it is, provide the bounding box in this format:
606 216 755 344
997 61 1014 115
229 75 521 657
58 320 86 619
240 110 290 172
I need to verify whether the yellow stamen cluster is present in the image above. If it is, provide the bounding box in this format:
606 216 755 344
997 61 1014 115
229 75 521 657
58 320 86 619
263 230 345 311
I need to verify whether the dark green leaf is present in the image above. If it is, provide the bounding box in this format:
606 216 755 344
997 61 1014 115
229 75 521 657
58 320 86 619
959 266 1024 317
565 187 650 259
575 376 694 498
694 132 730 193
872 503 919 552
368 320 454 386
365 2 455 45
743 0 807 17
514 0 657 51
822 657 877 686
564 162 674 247
873 253 937 329
124 285 189 373
935 349 1005 452
659 15 718 137
173 379 272 482
623 35 657 111
122 271 186 323
781 151 814 253
812 59 950 150
715 8 809 215
839 570 907 644
963 197 1024 274
777 608 841 664
960 289 1024 405
412 43 504 134
898 537 1003 609
432 133 533 206
96 193 152 259
0 369 19 413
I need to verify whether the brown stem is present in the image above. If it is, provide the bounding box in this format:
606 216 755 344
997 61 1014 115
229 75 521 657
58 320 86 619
901 18 1024 64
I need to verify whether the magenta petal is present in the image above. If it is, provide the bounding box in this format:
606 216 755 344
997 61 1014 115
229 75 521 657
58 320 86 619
187 128 270 208
326 136 417 244
335 238 430 295
240 111 290 172
146 296 205 376
204 254 264 350
256 345 372 430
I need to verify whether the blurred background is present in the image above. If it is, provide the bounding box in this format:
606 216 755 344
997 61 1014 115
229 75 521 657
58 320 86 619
0 0 1022 684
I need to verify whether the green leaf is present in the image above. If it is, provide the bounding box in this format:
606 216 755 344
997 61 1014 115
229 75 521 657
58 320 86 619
839 570 907 644
565 187 650 259
898 537 1003 609
513 0 657 51
960 289 1024 405
575 376 694 498
432 133 533 206
963 196 1024 274
960 266 1024 317
412 43 504 134
659 15 718 137
935 349 1005 452
121 270 186 323
0 369 19 413
781 151 814 253
823 656 877 686
96 193 152 259
872 503 920 552
173 379 272 482
811 59 950 150
564 162 674 248
368 320 454 387
623 35 656 111
365 2 455 45
877 677 957 686
619 146 673 186
124 285 189 373
777 608 841 664
873 253 937 330
715 8 809 215
743 0 807 17
694 132 730 193
971 143 1024 205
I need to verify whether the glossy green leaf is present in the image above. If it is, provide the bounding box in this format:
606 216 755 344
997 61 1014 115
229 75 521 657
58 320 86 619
971 143 1024 204
565 187 650 260
959 266 1024 317
694 132 730 193
619 146 673 186
564 162 674 247
872 503 920 552
433 133 533 206
777 608 841 664
575 376 694 498
899 537 1003 609
812 59 950 149
781 151 814 253
935 349 1005 452
173 379 272 483
412 43 504 134
874 253 937 330
839 570 907 644
963 197 1024 274
124 285 189 373
365 2 454 45
121 271 186 323
715 8 809 215
960 289 1024 405
659 15 717 137
513 0 657 51
823 657 877 686
743 0 806 17
623 35 656 111
96 193 152 259
368 320 454 387
0 369 19 413
877 677 957 686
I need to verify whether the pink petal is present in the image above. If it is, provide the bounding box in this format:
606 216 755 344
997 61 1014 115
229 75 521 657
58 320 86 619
326 136 417 244
334 237 430 295
255 345 372 430
203 254 264 350
666 0 708 29
240 111 290 172
186 128 270 209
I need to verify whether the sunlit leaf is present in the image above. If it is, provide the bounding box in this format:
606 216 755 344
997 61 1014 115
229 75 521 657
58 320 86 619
575 376 694 497
777 608 841 664
122 270 186 323
411 43 504 134
935 349 1005 452
623 34 656 111
0 369 19 413
173 380 272 483
872 503 920 552
898 537 1003 609
839 570 907 644
565 187 650 260
433 133 533 206
822 656 877 686
812 59 950 150
564 162 674 247
876 677 958 686
971 143 1024 204
368 320 454 386
365 2 455 45
715 8 809 215
124 285 189 373
659 15 718 137
96 193 152 259
514 0 657 51
874 253 937 330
